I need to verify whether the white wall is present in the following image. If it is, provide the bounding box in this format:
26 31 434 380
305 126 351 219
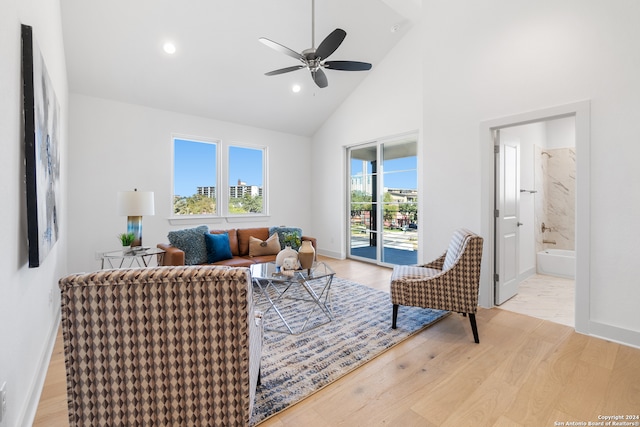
313 0 640 346
422 0 640 346
311 23 423 259
0 1 68 425
67 95 312 273
547 116 576 149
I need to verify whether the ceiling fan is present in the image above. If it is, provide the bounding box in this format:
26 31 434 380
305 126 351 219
259 0 372 88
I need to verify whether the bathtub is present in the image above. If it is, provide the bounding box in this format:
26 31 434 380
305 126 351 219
536 249 575 279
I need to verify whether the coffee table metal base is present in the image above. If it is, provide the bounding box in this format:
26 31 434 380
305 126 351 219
251 262 334 335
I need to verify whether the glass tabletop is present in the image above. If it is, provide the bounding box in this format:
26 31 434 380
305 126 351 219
102 247 165 258
250 261 334 281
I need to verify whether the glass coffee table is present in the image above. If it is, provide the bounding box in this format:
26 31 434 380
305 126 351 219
250 262 335 335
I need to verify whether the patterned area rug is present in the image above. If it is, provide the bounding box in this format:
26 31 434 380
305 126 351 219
250 276 448 425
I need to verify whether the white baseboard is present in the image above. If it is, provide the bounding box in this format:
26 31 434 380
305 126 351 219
317 249 345 260
20 308 61 427
518 267 536 283
587 320 640 349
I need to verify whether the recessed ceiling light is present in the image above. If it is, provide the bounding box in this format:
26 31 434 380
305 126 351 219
163 42 176 54
292 84 301 93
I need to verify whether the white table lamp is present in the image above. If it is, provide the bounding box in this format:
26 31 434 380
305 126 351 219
117 189 155 247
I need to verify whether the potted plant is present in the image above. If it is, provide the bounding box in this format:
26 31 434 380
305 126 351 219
282 232 301 249
118 232 135 250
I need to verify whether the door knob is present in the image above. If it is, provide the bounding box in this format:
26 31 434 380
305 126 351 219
517 222 524 227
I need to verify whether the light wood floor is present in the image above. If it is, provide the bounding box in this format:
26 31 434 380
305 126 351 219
34 257 640 426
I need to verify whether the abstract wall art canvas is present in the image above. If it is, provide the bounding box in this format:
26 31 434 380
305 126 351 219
22 24 61 268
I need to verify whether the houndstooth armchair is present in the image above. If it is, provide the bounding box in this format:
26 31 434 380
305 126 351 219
390 228 483 343
59 265 262 427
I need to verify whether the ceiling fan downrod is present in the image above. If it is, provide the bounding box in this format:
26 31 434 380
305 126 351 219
311 0 315 49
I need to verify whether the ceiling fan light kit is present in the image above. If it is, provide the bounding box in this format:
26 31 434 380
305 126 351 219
259 0 372 88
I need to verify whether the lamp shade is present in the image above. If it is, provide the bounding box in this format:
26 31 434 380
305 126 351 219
117 190 155 216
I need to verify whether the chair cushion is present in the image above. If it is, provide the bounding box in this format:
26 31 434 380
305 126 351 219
443 229 470 271
249 233 281 257
167 225 209 265
204 232 233 263
391 265 442 282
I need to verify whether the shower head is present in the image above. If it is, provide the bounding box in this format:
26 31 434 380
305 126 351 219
541 151 553 158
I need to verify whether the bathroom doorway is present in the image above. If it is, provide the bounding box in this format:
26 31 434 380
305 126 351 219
494 116 576 325
479 101 591 332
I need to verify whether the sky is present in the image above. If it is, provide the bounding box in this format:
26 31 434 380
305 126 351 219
174 138 416 197
174 139 263 197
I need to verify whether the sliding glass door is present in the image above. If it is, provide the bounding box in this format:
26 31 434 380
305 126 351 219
348 135 418 266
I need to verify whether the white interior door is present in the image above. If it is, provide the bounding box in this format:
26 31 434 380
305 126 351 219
495 130 521 305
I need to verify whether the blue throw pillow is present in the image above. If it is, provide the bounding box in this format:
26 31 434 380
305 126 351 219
269 226 303 250
167 225 209 265
204 232 233 263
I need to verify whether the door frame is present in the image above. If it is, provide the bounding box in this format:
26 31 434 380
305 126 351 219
345 131 419 267
479 100 591 334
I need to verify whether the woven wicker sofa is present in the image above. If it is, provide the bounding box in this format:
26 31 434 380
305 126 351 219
158 226 317 267
59 265 262 427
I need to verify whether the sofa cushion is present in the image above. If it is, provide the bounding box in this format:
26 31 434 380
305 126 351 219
237 228 270 256
249 233 281 257
269 226 303 250
204 232 233 263
167 225 209 265
210 228 239 255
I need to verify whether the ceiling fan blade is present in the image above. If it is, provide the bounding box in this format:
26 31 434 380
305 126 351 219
311 68 328 88
265 65 305 76
324 60 372 71
259 37 305 62
315 28 346 60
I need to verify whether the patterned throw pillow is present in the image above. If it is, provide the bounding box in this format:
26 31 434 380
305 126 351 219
249 233 281 257
204 232 233 263
167 225 209 265
269 226 303 250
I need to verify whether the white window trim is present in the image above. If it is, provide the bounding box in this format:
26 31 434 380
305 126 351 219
225 141 270 218
169 134 269 224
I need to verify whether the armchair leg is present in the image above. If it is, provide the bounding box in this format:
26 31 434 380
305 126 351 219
392 304 399 329
468 313 479 344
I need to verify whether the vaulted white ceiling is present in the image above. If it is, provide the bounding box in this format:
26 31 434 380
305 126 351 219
60 0 420 136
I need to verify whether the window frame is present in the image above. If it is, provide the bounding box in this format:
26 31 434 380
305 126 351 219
224 142 269 218
346 133 419 267
170 134 269 224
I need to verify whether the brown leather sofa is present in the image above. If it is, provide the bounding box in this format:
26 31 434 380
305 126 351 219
158 227 317 267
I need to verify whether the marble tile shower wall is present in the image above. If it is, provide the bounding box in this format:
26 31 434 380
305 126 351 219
535 146 576 251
